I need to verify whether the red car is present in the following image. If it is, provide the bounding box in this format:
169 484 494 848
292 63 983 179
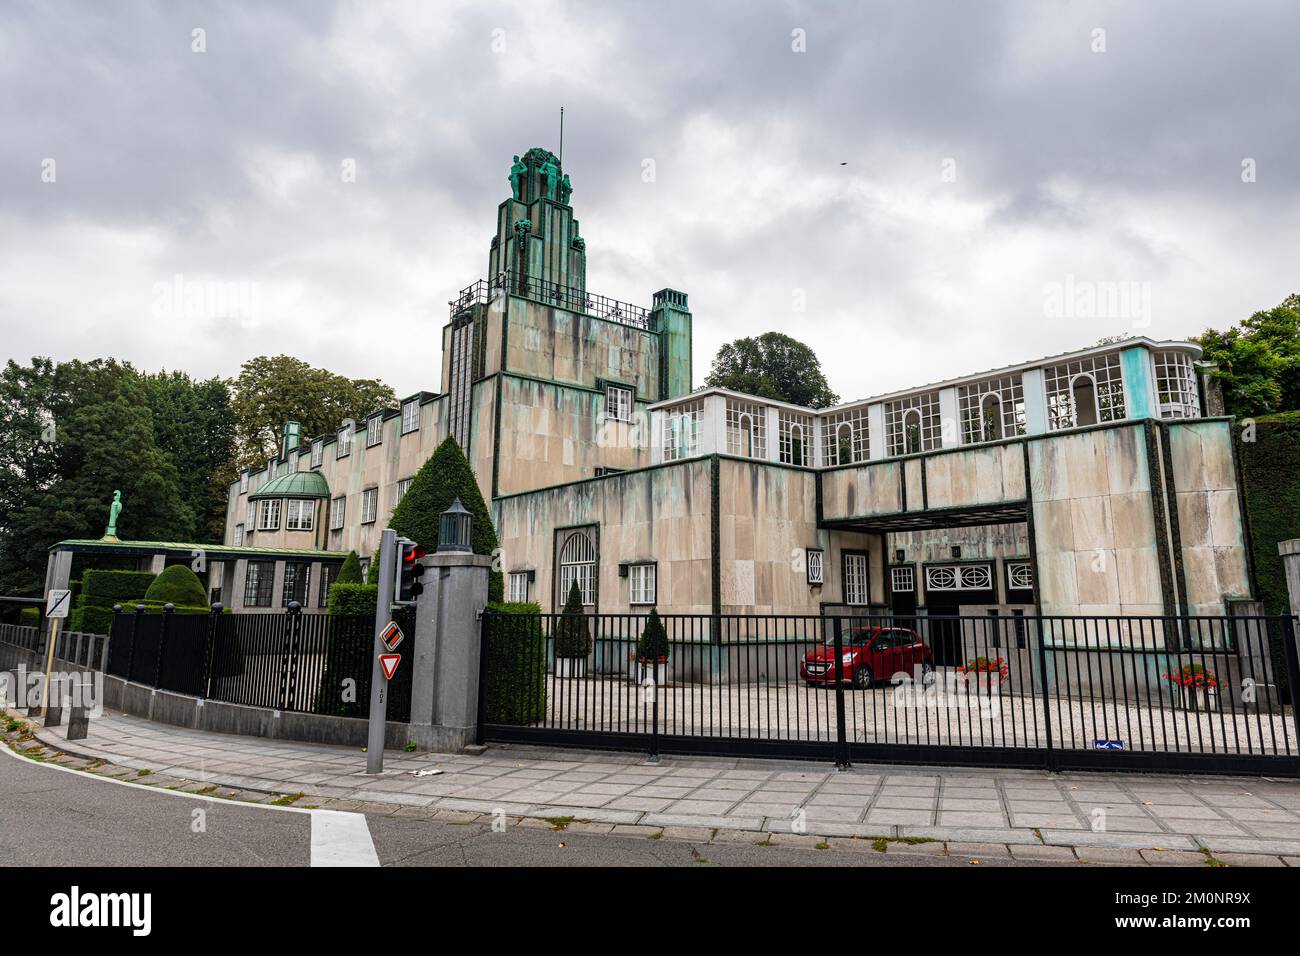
800 627 935 689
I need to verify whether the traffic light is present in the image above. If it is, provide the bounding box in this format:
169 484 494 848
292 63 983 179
394 537 427 605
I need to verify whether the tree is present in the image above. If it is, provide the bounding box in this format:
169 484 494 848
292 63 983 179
704 332 839 408
386 436 503 601
554 579 590 659
143 564 208 606
1194 295 1300 418
143 370 235 541
230 355 396 468
0 359 193 595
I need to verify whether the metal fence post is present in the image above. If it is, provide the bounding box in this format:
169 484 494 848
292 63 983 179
202 602 222 699
153 603 174 688
126 604 144 682
1035 613 1056 771
832 616 849 768
475 609 491 746
1280 615 1300 756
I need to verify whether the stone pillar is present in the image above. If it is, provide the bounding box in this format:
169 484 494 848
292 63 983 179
1280 539 1300 618
938 387 960 448
408 552 494 751
45 550 72 593
1197 361 1226 417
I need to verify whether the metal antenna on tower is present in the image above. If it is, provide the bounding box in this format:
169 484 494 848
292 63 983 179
559 106 564 167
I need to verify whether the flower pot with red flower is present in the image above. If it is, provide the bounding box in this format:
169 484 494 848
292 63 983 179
957 656 1010 696
1163 662 1219 711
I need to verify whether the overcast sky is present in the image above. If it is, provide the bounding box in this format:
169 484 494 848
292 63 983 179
2 0 1297 404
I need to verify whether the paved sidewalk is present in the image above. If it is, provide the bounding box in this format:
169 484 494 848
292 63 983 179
22 708 1300 865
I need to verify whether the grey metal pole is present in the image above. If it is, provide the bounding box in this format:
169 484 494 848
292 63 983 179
366 528 397 774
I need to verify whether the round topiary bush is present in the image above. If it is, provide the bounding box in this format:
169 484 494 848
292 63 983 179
142 564 208 607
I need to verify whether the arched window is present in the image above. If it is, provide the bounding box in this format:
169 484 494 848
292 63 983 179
836 422 853 464
789 423 805 466
558 530 597 606
903 409 922 454
980 394 1003 442
1071 374 1098 426
738 414 754 457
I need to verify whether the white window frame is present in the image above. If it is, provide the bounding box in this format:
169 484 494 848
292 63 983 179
233 524 244 546
239 471 249 494
806 548 824 586
925 563 994 591
257 498 281 531
558 530 597 606
890 565 915 593
337 426 352 458
604 385 633 423
329 496 346 531
396 478 413 504
843 552 870 606
366 415 382 448
1006 561 1034 591
507 571 530 603
401 400 421 434
246 501 256 528
629 563 656 605
360 488 378 524
285 498 314 531
310 440 323 468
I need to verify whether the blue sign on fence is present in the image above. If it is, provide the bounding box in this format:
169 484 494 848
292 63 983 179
1093 739 1125 751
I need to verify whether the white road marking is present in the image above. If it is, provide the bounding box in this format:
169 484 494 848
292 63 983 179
311 810 380 867
2 737 382 867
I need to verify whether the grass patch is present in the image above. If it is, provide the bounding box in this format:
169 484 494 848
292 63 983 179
136 769 151 777
543 816 575 830
647 832 662 840
270 792 304 807
1200 848 1227 868
404 742 417 752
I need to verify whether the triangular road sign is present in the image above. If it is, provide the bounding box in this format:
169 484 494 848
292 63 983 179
379 653 401 681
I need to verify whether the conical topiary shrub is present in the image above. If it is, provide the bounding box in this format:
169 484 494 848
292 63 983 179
387 436 503 601
554 579 590 659
143 564 208 607
336 550 363 585
636 607 669 662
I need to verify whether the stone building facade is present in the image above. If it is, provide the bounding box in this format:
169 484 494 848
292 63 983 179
218 147 1255 629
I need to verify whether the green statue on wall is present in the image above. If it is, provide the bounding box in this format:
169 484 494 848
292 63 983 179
103 490 122 541
508 155 527 200
559 173 572 204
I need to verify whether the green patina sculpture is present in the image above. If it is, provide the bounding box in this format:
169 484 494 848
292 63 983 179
540 156 559 200
508 155 527 200
103 490 122 541
559 173 572 204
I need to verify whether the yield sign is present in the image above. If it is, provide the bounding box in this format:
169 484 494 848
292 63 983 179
379 653 401 681
381 621 404 652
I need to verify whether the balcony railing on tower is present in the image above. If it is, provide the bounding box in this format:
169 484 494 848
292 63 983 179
449 270 651 329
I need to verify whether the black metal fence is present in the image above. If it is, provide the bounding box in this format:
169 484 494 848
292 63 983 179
106 606 412 722
478 610 1300 775
450 271 652 328
0 622 109 672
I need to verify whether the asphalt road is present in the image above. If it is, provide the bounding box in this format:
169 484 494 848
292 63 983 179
1 748 1032 867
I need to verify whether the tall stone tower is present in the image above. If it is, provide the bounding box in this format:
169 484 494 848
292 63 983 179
489 147 585 297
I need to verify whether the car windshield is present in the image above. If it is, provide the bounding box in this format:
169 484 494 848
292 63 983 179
823 630 879 647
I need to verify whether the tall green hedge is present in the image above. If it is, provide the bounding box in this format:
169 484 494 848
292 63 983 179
336 550 362 585
482 602 547 725
327 582 378 617
1240 411 1300 615
79 569 157 607
19 606 39 627
387 436 504 602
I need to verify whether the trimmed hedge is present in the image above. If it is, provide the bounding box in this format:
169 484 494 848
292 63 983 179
70 602 217 636
482 602 547 726
327 582 378 617
636 607 669 662
79 570 157 607
336 550 363 585
19 606 39 627
554 579 590 658
143 565 208 606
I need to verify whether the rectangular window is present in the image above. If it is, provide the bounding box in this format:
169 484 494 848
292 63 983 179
401 400 421 434
329 496 346 530
843 552 870 606
629 564 656 605
257 498 281 531
779 410 815 466
318 563 339 607
337 425 352 458
725 398 768 459
361 488 378 524
507 571 530 603
958 374 1027 445
246 501 255 528
806 548 824 585
1154 350 1201 419
282 562 310 607
822 406 871 465
885 391 942 456
396 478 413 504
243 561 274 607
310 440 323 468
1044 353 1126 430
604 385 633 423
890 565 916 593
239 471 249 494
233 524 244 546
366 415 382 447
662 400 703 461
285 499 314 531
267 459 278 480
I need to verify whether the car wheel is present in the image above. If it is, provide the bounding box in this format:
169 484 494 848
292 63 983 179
853 666 873 690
